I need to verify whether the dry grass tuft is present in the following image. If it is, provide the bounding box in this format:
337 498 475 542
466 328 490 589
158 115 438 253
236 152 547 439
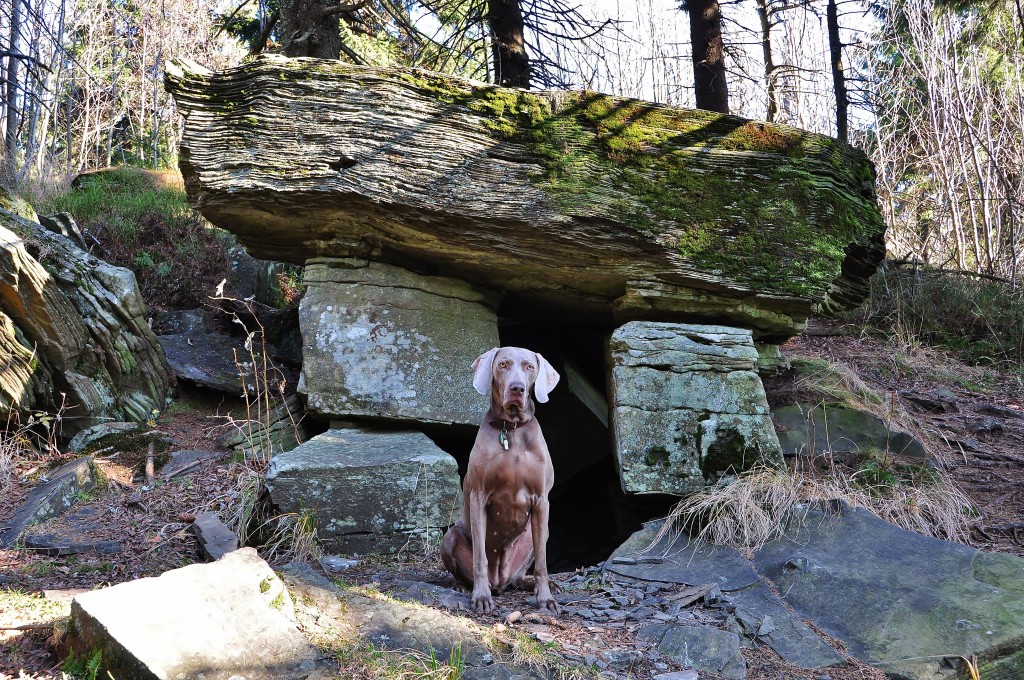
217 295 318 566
656 465 800 551
661 452 974 551
1 406 62 495
334 640 466 679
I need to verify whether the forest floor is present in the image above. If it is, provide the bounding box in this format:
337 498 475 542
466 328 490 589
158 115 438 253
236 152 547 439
1 322 1023 679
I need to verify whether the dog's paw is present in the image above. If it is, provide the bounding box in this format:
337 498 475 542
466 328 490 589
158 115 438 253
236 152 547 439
537 595 560 615
472 591 495 613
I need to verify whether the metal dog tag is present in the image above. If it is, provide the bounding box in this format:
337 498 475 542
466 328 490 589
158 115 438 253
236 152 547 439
499 431 509 450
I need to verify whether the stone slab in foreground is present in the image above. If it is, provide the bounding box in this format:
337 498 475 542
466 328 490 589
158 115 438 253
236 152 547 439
69 548 319 680
165 55 885 339
608 322 784 495
265 427 462 553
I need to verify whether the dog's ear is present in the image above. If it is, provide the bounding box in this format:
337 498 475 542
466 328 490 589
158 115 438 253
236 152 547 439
472 348 499 396
533 352 560 403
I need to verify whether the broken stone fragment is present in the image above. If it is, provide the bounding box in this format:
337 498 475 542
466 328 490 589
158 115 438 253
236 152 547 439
192 511 240 561
165 56 886 339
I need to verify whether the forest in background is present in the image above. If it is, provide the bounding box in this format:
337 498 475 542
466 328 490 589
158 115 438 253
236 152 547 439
0 0 1021 282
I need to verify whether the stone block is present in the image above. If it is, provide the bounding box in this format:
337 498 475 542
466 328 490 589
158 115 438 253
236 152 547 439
192 512 240 561
609 322 783 495
69 548 318 679
298 258 498 426
265 427 463 553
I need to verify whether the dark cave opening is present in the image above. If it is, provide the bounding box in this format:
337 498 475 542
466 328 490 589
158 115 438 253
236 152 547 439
428 314 679 572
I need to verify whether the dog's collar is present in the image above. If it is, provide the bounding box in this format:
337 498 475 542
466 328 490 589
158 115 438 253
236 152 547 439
489 419 522 451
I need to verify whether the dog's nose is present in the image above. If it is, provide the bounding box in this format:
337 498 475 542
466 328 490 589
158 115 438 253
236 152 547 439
510 382 525 395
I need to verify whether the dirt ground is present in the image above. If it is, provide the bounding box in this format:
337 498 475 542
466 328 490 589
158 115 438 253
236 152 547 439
2 324 1022 679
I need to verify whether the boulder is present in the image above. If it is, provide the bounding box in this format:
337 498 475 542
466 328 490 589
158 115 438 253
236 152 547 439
773 402 928 459
165 56 885 340
298 258 497 425
265 427 463 553
157 331 256 394
0 208 171 432
69 547 319 679
608 322 784 495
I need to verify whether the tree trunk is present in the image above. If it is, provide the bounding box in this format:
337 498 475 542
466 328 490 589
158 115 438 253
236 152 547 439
4 0 22 182
755 0 777 122
827 0 848 142
487 0 530 88
280 0 341 59
686 0 729 113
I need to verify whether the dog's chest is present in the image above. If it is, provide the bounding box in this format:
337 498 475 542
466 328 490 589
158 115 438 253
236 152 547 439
486 483 532 535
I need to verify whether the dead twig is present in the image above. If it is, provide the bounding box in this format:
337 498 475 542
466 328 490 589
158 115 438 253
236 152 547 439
145 441 155 486
163 459 202 480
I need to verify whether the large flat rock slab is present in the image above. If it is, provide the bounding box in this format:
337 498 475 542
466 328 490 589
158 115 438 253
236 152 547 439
755 504 1024 679
607 519 843 671
265 427 462 553
298 258 497 425
69 548 319 679
608 322 784 495
609 505 1024 679
166 56 885 339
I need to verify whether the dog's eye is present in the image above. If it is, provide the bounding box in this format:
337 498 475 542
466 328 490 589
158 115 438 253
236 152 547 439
525 364 535 371
498 361 510 369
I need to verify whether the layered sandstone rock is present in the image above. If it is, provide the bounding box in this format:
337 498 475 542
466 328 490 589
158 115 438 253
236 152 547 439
165 55 885 340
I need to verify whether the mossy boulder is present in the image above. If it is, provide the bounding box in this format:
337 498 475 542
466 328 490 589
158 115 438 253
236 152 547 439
0 207 172 432
773 402 928 459
165 56 885 340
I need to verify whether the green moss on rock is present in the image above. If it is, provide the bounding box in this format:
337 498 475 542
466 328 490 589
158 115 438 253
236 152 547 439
385 72 882 298
167 56 886 307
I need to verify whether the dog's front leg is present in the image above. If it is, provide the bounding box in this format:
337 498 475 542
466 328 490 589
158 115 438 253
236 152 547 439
469 490 494 613
530 495 558 614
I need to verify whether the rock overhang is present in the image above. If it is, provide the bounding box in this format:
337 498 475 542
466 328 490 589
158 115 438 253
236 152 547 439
166 55 886 340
